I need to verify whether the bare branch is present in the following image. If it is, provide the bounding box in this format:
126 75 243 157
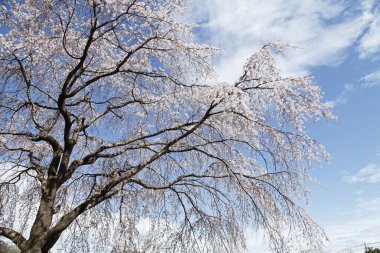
0 227 26 248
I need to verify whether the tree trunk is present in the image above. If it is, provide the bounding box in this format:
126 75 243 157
20 247 42 253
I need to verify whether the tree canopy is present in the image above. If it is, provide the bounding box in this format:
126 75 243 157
0 0 333 252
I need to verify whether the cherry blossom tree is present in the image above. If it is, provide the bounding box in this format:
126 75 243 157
0 0 333 253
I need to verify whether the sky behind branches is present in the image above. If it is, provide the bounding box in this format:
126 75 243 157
187 0 380 252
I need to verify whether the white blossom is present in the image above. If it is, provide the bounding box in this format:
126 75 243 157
0 1 332 253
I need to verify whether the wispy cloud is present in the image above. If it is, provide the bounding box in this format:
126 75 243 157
358 1 380 59
188 0 376 83
361 69 380 87
343 163 380 183
244 202 380 253
322 195 380 252
324 196 380 253
324 213 380 252
357 197 380 213
325 83 355 107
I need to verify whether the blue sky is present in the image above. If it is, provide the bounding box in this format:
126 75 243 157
187 0 380 252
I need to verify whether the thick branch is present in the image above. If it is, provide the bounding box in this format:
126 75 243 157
61 120 202 182
0 227 26 248
49 102 219 239
0 131 62 153
47 188 117 240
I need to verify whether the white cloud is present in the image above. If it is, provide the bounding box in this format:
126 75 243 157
244 206 380 253
324 214 380 253
361 68 380 87
357 197 380 213
325 83 354 107
358 1 380 59
188 0 375 83
322 195 380 252
343 163 380 183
